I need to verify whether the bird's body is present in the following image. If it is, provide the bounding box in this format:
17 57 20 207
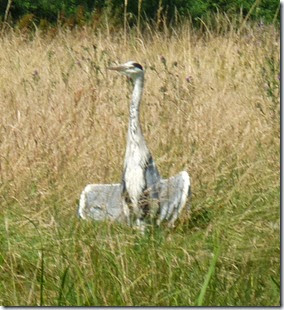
119 67 160 224
78 60 191 229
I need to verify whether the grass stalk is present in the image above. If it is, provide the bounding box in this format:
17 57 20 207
196 236 220 306
39 250 45 306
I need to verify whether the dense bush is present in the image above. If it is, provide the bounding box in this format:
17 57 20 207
0 0 280 27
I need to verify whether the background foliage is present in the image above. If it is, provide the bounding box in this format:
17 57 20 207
0 0 280 28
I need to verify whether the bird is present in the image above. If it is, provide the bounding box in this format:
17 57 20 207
78 61 191 228
107 61 161 229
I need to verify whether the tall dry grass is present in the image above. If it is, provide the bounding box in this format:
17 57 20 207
0 21 280 306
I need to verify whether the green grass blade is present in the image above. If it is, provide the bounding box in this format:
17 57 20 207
57 265 70 306
39 250 44 306
196 240 220 306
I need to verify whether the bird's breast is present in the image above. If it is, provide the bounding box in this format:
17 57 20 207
124 164 145 203
123 143 148 202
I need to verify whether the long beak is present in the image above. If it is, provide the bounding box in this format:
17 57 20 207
107 64 126 71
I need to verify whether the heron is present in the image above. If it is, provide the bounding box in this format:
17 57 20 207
108 61 161 229
78 61 191 228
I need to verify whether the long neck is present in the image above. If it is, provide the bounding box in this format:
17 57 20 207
128 75 145 143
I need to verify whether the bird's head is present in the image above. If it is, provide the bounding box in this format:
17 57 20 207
107 61 144 80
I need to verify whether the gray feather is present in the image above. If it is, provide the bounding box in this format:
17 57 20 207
78 184 125 222
156 171 190 226
145 155 161 199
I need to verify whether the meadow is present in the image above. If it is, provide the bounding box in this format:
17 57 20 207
0 19 280 306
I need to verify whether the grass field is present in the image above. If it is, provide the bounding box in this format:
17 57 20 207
0 20 280 306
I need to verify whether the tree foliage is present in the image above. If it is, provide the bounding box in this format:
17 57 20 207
0 0 280 27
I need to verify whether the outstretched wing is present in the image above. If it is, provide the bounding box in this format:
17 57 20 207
78 183 125 222
77 170 191 227
157 171 191 227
